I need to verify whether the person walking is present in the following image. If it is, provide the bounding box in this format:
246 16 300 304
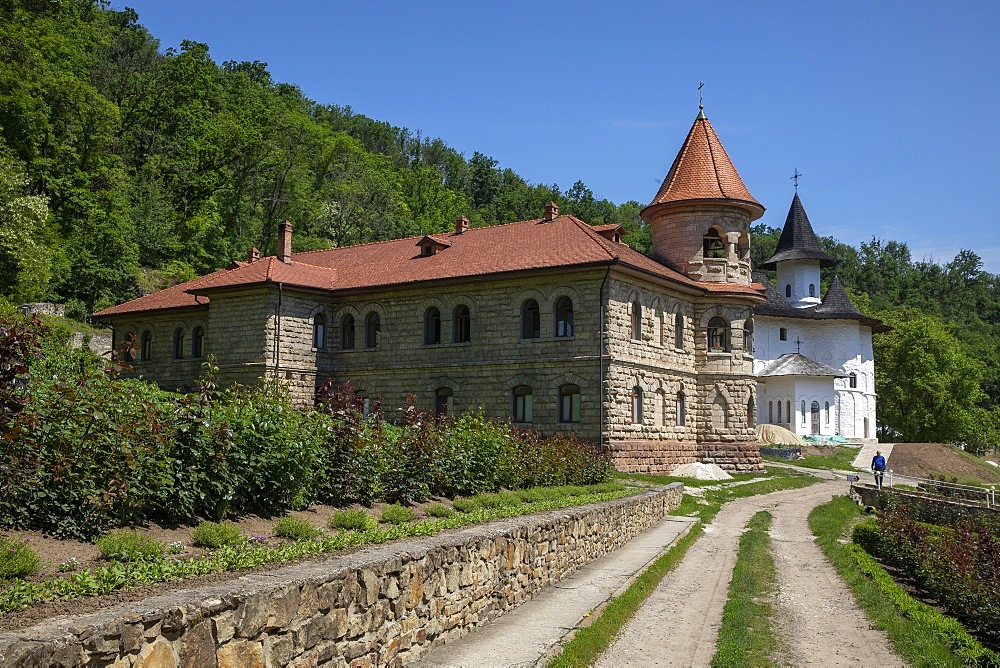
871 450 887 489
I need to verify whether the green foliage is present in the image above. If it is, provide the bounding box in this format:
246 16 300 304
713 511 783 667
379 504 416 525
191 521 245 548
812 496 1000 667
0 536 41 580
329 509 376 532
96 530 164 562
451 498 478 513
273 516 322 541
424 503 454 518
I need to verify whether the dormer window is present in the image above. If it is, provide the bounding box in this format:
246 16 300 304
416 236 450 257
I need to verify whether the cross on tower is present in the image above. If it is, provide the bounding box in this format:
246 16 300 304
791 168 803 192
698 81 704 109
794 336 803 354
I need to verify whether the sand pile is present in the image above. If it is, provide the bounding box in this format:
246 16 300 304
671 462 733 480
756 423 807 446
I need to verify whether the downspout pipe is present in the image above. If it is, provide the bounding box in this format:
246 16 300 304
598 258 618 450
274 282 283 379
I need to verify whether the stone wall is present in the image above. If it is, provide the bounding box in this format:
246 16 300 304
609 440 763 473
0 486 684 667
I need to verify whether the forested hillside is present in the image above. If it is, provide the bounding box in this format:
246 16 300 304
1 0 997 447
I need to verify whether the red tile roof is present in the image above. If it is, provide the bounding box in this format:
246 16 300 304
95 215 763 318
645 113 763 219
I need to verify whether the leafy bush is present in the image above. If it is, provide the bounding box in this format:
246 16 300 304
425 503 454 518
0 536 41 579
473 491 522 510
274 516 322 541
380 504 416 525
96 530 164 562
192 521 244 548
452 497 478 513
329 509 376 532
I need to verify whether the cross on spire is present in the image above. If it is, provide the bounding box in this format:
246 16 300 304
794 335 803 354
791 168 803 192
698 81 704 109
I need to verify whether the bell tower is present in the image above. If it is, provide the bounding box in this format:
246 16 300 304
641 106 764 286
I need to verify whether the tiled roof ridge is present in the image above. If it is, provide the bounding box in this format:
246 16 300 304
567 216 620 261
288 216 547 259
702 119 727 198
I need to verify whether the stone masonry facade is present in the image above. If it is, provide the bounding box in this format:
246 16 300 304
0 485 683 667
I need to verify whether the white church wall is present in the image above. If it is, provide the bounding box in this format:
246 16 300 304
774 260 822 308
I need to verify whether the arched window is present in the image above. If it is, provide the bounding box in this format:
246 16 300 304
825 401 831 425
631 386 643 424
811 400 820 434
630 301 642 341
769 400 774 423
512 386 533 423
777 400 782 423
521 300 540 339
312 315 326 350
747 397 755 427
800 400 807 425
140 330 152 362
712 394 729 429
434 387 452 416
122 331 135 362
743 318 753 352
809 283 816 297
173 328 185 360
424 307 441 345
707 317 728 352
786 400 791 425
365 312 380 349
655 389 666 426
341 315 355 349
192 326 205 358
703 227 725 258
558 384 581 423
674 312 684 349
675 389 686 427
849 372 858 389
555 297 573 337
779 327 788 341
453 305 471 343
785 284 792 298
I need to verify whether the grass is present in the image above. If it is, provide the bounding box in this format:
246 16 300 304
790 446 859 471
687 467 821 524
191 521 245 548
274 516 323 541
808 496 1000 667
549 524 703 667
95 530 164 562
328 509 376 532
712 511 784 667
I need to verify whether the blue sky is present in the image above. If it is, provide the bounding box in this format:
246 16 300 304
114 1 1000 273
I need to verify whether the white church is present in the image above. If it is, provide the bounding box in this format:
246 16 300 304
752 193 889 440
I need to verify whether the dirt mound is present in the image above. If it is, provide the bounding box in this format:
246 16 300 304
756 424 807 446
886 443 1000 484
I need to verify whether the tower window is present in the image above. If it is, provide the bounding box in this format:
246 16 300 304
849 372 858 389
703 228 725 259
785 284 792 298
707 317 728 352
809 283 816 297
779 327 788 341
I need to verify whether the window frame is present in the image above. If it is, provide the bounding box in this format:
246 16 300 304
453 305 471 343
341 314 356 350
849 372 858 389
512 385 533 423
364 312 380 349
779 327 788 341
630 301 642 341
521 300 540 340
424 307 441 345
674 312 684 349
675 390 686 427
555 297 573 338
434 387 453 416
703 227 725 259
172 328 185 360
191 326 205 358
312 315 326 350
558 384 581 423
707 316 728 352
630 386 643 424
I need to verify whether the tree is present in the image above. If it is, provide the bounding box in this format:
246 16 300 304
874 308 998 449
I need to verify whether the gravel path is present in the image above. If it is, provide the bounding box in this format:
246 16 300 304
596 479 906 667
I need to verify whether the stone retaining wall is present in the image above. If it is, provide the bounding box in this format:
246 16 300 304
0 485 683 667
610 440 764 473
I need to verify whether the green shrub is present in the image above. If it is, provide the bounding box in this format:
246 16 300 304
451 497 479 513
473 491 522 510
851 517 880 555
191 521 245 548
96 530 164 562
329 509 376 532
380 504 416 525
0 536 41 580
424 503 454 518
274 517 322 541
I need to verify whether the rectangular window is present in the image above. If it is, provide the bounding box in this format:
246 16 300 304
514 393 532 423
559 386 581 423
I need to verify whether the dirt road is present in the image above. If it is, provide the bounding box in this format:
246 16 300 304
596 479 905 667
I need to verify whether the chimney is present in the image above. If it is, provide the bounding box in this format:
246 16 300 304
455 215 469 234
277 220 292 263
247 246 261 263
543 201 559 222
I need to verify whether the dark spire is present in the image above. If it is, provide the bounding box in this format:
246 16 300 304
759 193 837 270
813 277 891 332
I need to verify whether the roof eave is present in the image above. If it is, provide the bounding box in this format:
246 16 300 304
641 197 765 222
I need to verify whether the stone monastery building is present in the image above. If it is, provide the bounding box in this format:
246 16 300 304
97 108 880 472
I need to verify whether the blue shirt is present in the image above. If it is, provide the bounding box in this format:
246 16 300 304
872 455 886 471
